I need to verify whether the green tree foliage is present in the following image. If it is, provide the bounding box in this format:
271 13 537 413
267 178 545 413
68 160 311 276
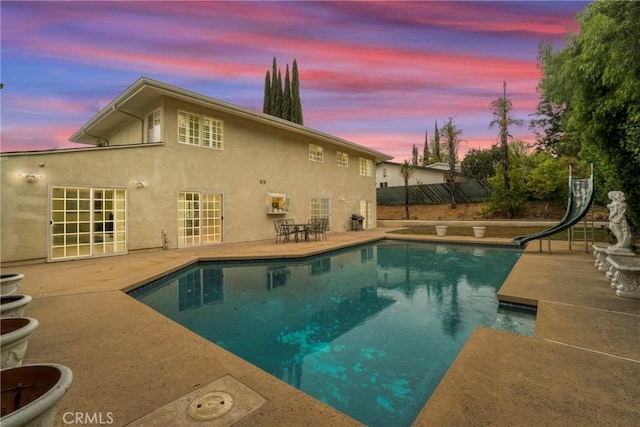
489 81 524 218
411 144 419 166
486 141 530 217
440 117 463 209
282 64 292 121
485 141 573 216
421 130 430 166
461 144 501 180
400 160 415 219
264 57 303 125
263 71 271 114
431 120 442 162
291 59 303 125
537 1 640 229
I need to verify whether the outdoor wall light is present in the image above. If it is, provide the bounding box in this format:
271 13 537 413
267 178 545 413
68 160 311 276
18 173 43 183
131 180 149 189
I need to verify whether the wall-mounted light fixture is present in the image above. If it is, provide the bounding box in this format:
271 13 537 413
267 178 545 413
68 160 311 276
18 173 43 183
131 180 149 189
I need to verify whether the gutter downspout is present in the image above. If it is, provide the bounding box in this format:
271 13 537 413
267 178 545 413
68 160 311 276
113 105 145 143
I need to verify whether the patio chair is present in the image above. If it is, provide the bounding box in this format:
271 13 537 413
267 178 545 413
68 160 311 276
274 220 291 244
318 218 328 240
309 218 321 241
309 218 328 241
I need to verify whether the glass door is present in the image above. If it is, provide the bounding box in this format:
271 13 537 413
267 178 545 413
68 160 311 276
50 186 127 261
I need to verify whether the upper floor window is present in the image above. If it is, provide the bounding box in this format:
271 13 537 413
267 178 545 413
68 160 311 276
178 110 223 149
336 151 348 167
309 144 324 162
147 109 161 143
359 158 373 176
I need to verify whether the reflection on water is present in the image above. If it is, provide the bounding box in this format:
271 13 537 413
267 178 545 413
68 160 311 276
131 241 525 427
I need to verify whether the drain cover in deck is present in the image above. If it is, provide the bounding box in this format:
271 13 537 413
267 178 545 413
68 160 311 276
187 391 234 420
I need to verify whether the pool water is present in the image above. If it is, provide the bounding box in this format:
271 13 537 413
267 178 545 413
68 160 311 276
130 240 529 426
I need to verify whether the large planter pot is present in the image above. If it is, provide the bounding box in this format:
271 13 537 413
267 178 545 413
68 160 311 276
473 226 486 238
1 317 39 369
1 364 73 427
1 295 33 318
1 274 25 296
435 225 448 237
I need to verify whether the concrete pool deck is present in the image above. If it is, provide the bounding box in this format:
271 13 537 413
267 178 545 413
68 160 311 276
6 228 640 426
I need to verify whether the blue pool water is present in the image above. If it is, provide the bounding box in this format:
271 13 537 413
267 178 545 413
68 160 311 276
130 240 530 426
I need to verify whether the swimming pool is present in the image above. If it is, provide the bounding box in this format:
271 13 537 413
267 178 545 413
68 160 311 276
130 240 529 426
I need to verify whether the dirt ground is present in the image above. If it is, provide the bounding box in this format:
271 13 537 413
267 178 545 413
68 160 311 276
377 201 610 221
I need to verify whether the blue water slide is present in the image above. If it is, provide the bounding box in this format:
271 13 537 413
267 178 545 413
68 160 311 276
512 169 594 247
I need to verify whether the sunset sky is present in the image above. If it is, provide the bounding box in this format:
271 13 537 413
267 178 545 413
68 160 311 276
1 0 590 161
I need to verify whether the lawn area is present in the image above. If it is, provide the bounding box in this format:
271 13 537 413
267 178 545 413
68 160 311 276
388 225 612 242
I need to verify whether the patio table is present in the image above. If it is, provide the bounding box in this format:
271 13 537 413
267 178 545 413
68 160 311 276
287 223 310 242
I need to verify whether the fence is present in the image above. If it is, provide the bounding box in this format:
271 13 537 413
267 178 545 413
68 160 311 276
377 179 492 205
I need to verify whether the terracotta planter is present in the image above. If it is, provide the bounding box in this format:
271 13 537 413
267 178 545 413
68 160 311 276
435 225 448 237
473 226 486 238
1 274 25 296
0 317 39 369
1 364 73 427
1 295 33 318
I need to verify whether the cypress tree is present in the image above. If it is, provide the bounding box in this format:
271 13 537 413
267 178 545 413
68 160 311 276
411 144 418 166
270 57 278 115
263 71 271 114
282 64 292 121
273 70 283 118
422 130 430 166
432 120 441 162
291 59 303 125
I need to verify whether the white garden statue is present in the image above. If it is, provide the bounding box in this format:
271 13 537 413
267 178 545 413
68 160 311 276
607 190 633 252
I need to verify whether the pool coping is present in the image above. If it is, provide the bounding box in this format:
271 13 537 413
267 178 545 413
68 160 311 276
10 228 640 426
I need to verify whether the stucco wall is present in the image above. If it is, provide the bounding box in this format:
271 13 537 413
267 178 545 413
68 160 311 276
1 106 378 263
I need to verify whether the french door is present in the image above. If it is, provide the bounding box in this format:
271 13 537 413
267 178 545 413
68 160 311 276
50 186 127 261
360 200 374 229
310 197 331 231
177 191 223 247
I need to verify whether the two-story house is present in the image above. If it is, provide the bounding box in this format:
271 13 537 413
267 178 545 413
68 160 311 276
1 77 392 264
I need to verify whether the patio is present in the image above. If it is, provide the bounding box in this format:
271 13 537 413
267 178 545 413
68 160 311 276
7 228 639 426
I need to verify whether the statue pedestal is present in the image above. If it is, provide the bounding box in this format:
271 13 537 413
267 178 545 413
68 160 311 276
606 255 640 299
592 244 634 275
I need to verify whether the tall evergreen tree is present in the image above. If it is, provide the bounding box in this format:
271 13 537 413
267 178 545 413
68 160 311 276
262 57 304 124
270 57 279 115
489 80 523 219
411 144 419 166
431 120 442 162
291 59 303 125
274 70 283 118
441 117 463 209
263 71 271 114
422 130 430 166
282 64 292 121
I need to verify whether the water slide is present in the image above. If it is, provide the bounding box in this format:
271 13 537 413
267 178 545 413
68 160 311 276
512 168 594 247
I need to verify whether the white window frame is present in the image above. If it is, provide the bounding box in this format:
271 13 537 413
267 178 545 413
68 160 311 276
49 186 127 261
310 197 331 231
360 200 374 229
146 108 161 143
309 144 324 162
178 191 223 248
336 151 348 167
178 110 223 149
359 158 373 176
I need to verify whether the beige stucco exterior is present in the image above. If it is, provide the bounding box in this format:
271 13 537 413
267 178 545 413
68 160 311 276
1 78 392 264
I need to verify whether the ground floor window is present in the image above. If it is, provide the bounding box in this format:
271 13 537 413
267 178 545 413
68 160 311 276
310 197 330 231
360 200 374 229
178 191 223 248
50 186 126 261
